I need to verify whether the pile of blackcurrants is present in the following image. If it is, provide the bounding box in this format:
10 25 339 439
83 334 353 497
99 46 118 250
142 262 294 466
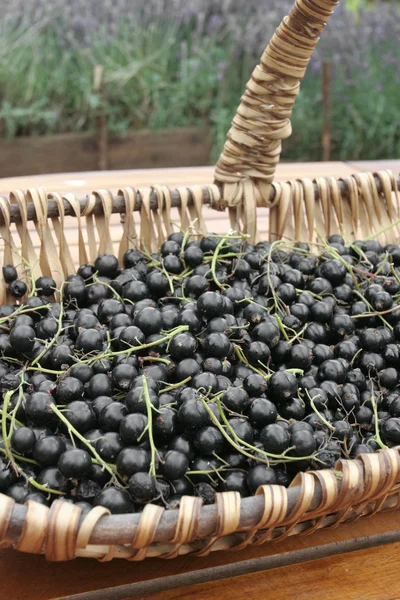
0 231 400 515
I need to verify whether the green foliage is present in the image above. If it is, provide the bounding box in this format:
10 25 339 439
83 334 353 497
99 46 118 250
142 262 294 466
344 0 369 11
0 1 398 163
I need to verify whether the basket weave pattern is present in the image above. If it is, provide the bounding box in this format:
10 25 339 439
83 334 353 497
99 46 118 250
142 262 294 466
0 0 400 561
0 448 399 560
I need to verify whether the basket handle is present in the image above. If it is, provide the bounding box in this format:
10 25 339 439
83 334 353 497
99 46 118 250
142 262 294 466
214 0 339 233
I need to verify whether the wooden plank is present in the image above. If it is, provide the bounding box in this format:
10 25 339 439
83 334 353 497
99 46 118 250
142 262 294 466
0 128 211 179
0 159 398 195
0 161 361 195
107 129 211 171
347 160 400 174
0 509 398 600
0 133 99 177
139 541 400 600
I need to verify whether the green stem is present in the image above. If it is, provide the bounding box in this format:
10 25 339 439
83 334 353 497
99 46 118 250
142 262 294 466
0 448 38 466
200 395 313 466
180 224 195 262
93 275 125 305
28 477 65 496
267 241 284 312
1 391 13 464
50 404 121 486
233 344 266 376
369 395 387 449
0 409 23 428
1 380 25 477
31 285 65 367
160 376 191 393
20 256 37 297
274 314 290 342
8 377 25 445
199 396 270 465
287 325 307 345
215 395 310 463
307 391 335 431
79 325 189 365
161 265 175 294
211 234 231 289
353 290 393 330
363 217 400 241
323 244 358 289
0 304 51 326
28 366 65 375
186 468 228 476
141 356 171 365
143 376 158 477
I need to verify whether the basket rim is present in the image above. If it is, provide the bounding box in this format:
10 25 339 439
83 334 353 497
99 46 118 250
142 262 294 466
1 445 400 560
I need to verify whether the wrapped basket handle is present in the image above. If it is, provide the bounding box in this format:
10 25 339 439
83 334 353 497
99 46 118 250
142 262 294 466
214 0 339 235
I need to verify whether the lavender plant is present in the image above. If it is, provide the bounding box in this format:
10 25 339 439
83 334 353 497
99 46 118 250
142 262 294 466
0 0 397 161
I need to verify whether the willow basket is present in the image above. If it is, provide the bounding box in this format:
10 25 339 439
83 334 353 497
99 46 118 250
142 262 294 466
0 0 400 562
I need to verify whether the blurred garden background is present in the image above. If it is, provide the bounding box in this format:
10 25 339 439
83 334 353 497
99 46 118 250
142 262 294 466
0 0 398 175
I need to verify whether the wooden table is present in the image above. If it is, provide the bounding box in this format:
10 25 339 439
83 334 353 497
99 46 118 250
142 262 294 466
2 159 400 600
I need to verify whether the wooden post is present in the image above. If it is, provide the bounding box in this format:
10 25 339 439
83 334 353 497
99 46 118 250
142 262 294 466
93 65 108 171
321 61 332 162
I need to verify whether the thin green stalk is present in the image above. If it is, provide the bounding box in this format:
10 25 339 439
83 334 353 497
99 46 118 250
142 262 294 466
0 409 23 427
20 256 37 297
1 391 13 465
287 325 307 345
200 395 313 466
198 396 271 465
274 314 290 342
350 347 363 366
161 265 175 294
79 325 189 365
306 391 335 431
211 234 230 289
92 275 125 304
363 217 400 241
390 264 400 286
8 376 25 442
0 303 51 326
186 468 228 476
323 244 358 289
143 376 158 477
28 366 65 375
215 394 311 463
0 448 38 466
180 221 196 261
267 241 285 312
160 376 191 393
50 404 121 486
233 344 266 376
141 356 171 365
369 395 388 449
353 290 393 330
30 283 65 367
28 477 65 496
234 347 303 380
351 304 400 320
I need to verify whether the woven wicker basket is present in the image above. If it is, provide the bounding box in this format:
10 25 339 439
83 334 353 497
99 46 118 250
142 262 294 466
0 0 400 562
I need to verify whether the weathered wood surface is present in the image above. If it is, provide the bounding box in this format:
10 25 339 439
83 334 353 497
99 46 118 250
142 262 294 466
0 161 362 193
0 509 399 599
0 128 211 178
